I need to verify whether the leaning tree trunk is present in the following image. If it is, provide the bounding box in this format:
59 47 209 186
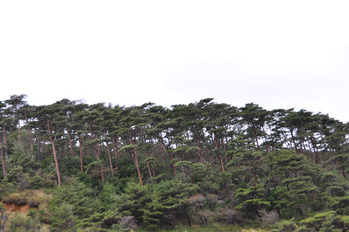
130 134 143 186
46 121 61 186
145 151 155 179
146 160 152 179
132 150 143 186
51 139 62 186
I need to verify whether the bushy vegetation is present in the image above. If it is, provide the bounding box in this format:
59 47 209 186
0 95 348 231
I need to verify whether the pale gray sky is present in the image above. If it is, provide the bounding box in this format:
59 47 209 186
1 0 349 122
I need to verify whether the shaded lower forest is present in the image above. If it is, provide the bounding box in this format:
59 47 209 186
0 95 348 231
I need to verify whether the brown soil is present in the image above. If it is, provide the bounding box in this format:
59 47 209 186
1 202 33 213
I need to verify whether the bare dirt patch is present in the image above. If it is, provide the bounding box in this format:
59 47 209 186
2 202 33 213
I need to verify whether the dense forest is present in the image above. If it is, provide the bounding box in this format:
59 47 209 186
0 94 348 232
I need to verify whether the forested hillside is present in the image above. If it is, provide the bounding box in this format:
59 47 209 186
0 94 348 232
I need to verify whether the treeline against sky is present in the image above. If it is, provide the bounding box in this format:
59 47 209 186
0 94 348 231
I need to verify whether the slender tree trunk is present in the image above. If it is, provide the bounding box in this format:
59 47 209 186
132 150 143 186
151 162 156 177
37 128 42 162
67 130 75 157
46 121 61 186
94 143 105 182
299 138 305 154
146 161 152 179
181 166 186 180
306 137 316 162
106 142 114 177
148 146 156 177
17 120 21 144
79 136 84 172
112 137 119 173
51 140 62 186
221 138 228 165
169 152 177 175
209 133 215 164
130 133 143 186
342 168 346 178
262 127 269 147
145 152 153 179
290 130 298 154
2 128 8 160
225 136 231 163
24 112 34 155
333 159 338 167
218 152 224 172
0 149 6 179
188 166 194 185
214 138 224 172
305 138 312 152
159 137 176 176
310 138 319 164
252 127 260 150
184 209 192 227
316 151 320 164
179 157 186 181
196 140 205 164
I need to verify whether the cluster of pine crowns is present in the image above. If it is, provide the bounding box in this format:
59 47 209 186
0 94 348 186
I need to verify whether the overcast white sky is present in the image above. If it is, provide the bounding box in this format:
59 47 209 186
1 1 349 122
